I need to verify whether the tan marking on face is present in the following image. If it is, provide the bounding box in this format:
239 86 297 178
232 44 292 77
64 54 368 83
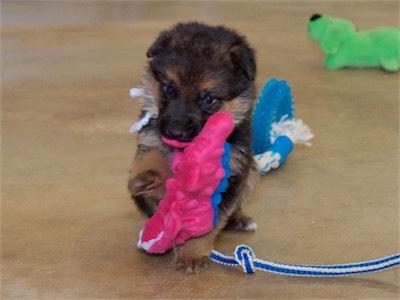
220 96 253 125
166 69 180 86
198 79 217 92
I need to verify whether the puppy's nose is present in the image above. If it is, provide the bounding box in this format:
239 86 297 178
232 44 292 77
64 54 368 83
310 14 322 21
167 126 185 140
166 118 199 141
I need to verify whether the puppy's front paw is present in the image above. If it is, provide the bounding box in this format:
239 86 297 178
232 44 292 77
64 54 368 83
173 255 210 274
129 170 163 197
129 170 165 216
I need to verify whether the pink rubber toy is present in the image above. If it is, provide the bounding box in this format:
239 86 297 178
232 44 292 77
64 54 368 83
137 112 234 254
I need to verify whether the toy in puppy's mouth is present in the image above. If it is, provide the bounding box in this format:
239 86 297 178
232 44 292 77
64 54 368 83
137 112 234 254
161 136 191 148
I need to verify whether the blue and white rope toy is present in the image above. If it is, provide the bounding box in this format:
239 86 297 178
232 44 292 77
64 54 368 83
252 78 313 174
210 245 400 276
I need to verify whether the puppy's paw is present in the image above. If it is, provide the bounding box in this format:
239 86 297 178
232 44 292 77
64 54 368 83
128 170 163 197
173 255 210 274
224 213 257 232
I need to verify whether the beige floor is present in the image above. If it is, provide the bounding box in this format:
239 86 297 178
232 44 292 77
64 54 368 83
2 1 399 299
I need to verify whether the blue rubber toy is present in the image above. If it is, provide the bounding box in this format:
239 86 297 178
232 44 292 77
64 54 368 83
211 142 231 225
252 78 294 155
251 78 313 174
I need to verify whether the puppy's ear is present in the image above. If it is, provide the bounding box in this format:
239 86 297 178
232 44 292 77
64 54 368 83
230 43 256 81
146 31 172 58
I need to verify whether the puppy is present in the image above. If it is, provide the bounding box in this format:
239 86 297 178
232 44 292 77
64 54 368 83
128 22 259 273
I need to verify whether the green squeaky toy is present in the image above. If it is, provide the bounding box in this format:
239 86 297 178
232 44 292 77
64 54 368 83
308 14 400 72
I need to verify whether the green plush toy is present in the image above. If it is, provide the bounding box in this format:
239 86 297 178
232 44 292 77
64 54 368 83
308 14 400 72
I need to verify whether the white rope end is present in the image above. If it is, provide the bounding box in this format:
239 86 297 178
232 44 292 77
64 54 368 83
270 116 314 146
130 87 145 98
129 111 153 132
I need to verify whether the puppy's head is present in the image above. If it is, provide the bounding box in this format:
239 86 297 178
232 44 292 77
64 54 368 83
145 22 256 143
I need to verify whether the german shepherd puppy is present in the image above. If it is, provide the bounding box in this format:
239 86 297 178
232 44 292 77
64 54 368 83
128 22 258 273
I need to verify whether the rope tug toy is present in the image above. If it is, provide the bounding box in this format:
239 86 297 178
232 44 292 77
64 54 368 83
129 78 399 276
252 78 313 174
210 245 400 276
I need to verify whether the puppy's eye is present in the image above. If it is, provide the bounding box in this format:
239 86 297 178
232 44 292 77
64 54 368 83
201 95 217 106
162 84 177 98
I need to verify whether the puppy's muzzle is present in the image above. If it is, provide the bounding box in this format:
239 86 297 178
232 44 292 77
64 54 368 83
160 116 201 143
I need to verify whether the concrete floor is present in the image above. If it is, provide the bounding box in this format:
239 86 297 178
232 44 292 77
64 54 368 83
1 1 399 299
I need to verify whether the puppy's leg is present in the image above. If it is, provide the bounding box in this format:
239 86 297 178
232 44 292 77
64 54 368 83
223 207 257 232
224 160 259 232
173 166 258 274
172 219 226 274
128 149 170 217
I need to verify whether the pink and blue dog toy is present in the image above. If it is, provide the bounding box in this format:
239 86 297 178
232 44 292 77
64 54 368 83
137 112 234 253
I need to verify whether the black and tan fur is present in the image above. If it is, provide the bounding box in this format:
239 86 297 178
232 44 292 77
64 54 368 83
128 22 259 273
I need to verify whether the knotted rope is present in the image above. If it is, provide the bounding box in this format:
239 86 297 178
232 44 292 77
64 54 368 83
211 245 400 276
